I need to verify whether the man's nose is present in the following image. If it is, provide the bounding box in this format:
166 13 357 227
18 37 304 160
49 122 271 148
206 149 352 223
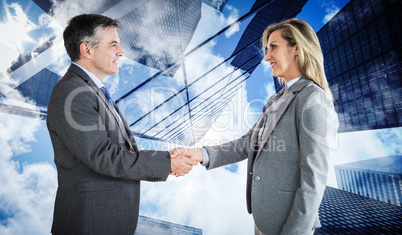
117 45 124 57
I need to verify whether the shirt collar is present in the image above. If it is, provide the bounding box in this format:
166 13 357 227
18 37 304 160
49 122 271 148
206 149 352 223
286 75 302 89
72 62 105 88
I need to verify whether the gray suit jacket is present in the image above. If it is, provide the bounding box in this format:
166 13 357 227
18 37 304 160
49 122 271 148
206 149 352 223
204 77 338 235
47 64 171 235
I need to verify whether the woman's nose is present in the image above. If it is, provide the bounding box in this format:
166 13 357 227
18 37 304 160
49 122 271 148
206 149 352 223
264 52 270 61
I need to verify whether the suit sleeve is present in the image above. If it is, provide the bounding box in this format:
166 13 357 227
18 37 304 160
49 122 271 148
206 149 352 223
47 80 170 181
281 89 339 234
203 117 262 170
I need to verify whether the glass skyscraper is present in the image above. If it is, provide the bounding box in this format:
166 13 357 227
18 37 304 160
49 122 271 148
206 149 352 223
117 0 202 74
32 0 202 74
16 68 60 108
334 155 402 207
201 0 229 12
135 215 202 235
316 186 402 234
316 0 402 133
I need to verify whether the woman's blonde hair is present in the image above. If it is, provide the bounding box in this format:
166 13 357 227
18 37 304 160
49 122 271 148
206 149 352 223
262 18 332 96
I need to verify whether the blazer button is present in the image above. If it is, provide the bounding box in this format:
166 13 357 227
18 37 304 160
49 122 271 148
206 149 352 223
255 176 261 181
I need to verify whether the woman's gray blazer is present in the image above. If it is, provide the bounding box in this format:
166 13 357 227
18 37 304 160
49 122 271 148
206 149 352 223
204 77 339 235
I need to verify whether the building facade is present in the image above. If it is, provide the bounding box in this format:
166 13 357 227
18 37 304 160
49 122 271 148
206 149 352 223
334 155 402 207
32 0 202 75
202 0 228 12
16 68 60 108
316 186 402 234
118 0 202 74
135 215 202 235
316 0 402 132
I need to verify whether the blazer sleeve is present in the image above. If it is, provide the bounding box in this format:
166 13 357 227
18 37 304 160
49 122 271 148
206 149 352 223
47 79 170 181
281 89 339 234
203 117 262 170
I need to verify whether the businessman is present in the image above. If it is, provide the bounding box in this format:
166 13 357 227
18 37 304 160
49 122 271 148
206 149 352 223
47 14 198 235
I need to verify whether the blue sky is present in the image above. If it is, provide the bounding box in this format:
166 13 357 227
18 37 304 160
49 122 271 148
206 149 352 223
1 0 401 234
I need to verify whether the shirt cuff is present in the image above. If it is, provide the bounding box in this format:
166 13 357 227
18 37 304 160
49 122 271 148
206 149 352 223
200 147 210 167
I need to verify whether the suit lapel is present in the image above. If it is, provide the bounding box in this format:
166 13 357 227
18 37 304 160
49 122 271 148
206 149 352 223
97 87 135 151
249 115 264 156
70 64 135 151
114 104 138 152
255 91 295 158
255 77 313 158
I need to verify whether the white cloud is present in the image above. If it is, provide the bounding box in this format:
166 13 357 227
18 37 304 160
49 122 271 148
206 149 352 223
326 128 400 188
223 5 240 38
263 66 276 102
140 162 254 235
321 1 340 24
0 156 57 235
0 2 37 54
265 82 276 101
261 60 277 102
0 82 57 235
374 127 402 155
37 13 63 46
187 4 239 49
0 44 19 72
0 4 57 234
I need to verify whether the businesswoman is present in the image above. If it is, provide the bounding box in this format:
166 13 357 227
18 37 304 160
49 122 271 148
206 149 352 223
172 18 338 234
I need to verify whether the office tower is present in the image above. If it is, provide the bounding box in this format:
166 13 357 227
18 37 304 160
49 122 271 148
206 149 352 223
135 215 202 235
316 0 402 132
334 155 402 207
202 0 229 12
32 0 202 75
316 186 402 234
118 0 202 74
16 68 61 107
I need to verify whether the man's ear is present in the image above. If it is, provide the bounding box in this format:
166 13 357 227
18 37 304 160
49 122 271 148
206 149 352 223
80 42 92 60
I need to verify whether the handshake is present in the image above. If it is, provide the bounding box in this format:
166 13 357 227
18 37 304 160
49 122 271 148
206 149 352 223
169 147 203 177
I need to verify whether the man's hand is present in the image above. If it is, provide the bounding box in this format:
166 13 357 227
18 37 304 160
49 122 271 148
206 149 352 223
169 147 203 177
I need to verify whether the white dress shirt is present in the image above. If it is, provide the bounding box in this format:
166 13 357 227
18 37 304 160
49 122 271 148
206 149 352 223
72 62 124 125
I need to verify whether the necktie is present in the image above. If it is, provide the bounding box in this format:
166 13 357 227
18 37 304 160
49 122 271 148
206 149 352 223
100 86 114 109
100 86 132 146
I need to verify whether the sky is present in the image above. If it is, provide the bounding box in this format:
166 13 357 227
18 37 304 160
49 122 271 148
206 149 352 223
0 0 401 234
